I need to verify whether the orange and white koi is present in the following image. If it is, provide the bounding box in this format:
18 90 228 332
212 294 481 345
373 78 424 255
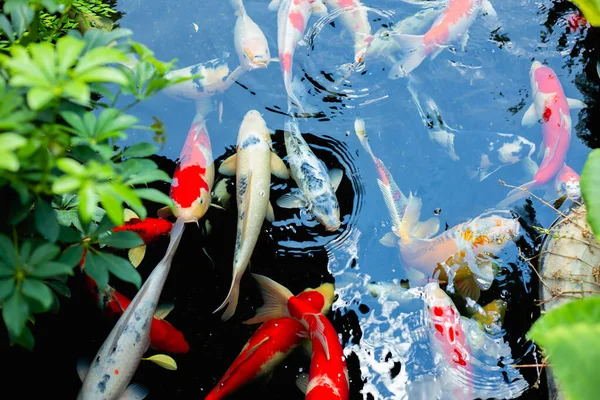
245 274 349 400
271 0 327 112
498 61 586 208
213 110 289 321
324 0 373 63
158 101 215 223
390 0 497 77
207 283 334 399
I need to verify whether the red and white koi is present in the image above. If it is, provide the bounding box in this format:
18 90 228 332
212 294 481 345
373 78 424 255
324 0 373 64
498 61 586 208
207 283 334 399
158 102 215 223
272 0 327 112
245 274 349 400
390 0 497 77
213 110 289 321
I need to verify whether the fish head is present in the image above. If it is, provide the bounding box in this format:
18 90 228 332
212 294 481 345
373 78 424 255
174 191 211 223
310 195 341 232
243 45 271 69
556 175 581 200
364 28 396 60
239 110 271 144
464 212 521 254
297 282 335 314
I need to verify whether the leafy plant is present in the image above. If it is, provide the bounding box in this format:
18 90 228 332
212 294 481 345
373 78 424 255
581 148 600 242
0 0 193 349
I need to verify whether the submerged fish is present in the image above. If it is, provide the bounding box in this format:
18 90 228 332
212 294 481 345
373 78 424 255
162 58 232 101
245 274 349 400
498 61 586 207
272 0 327 112
553 163 581 200
277 118 343 231
84 276 190 354
213 110 290 321
324 0 373 63
390 0 497 78
112 209 173 267
207 283 334 399
159 101 216 223
77 218 185 400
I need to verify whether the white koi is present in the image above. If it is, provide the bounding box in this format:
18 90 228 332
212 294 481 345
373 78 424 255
324 0 373 63
214 110 290 321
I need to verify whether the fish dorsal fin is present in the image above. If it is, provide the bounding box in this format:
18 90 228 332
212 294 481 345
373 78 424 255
154 303 174 320
276 192 307 209
454 274 481 302
266 201 275 222
120 383 149 400
377 179 402 235
270 153 290 179
379 232 397 247
399 194 422 242
296 372 309 394
142 354 178 370
128 246 146 268
157 206 173 219
307 313 330 360
123 208 139 222
566 98 586 110
76 358 89 382
412 216 440 239
328 168 343 192
243 274 293 325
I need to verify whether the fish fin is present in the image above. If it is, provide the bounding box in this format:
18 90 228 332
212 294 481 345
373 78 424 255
328 168 343 192
389 34 426 78
213 270 242 321
128 245 146 268
219 154 238 176
406 267 426 286
157 206 172 219
243 274 292 324
123 208 139 222
277 193 307 209
597 60 600 79
119 383 149 400
459 32 470 52
270 153 290 179
268 0 280 11
154 303 175 320
142 354 178 370
412 217 440 239
202 246 216 269
210 203 226 211
310 1 327 16
473 260 495 290
454 275 481 302
497 180 539 208
76 358 89 382
296 372 309 394
566 98 587 110
266 201 275 222
379 232 397 247
399 194 422 242
308 313 330 360
429 45 445 60
522 156 540 179
480 0 497 18
521 103 538 127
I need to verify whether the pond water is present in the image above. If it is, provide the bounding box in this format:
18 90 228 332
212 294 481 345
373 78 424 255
3 0 599 399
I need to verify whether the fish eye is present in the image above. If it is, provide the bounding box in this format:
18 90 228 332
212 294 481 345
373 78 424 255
200 198 204 204
382 32 390 38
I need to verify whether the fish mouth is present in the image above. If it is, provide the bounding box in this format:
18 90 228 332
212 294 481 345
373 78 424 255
244 49 269 68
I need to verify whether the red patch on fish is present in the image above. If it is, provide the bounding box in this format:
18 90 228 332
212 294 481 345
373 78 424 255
453 349 467 366
434 323 444 335
288 11 305 32
282 53 293 73
448 327 455 342
338 0 354 7
567 13 587 33
171 165 208 208
112 218 173 244
114 369 119 375
433 306 444 317
542 107 552 122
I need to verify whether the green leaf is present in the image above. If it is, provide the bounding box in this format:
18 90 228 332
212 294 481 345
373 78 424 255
9 324 34 351
60 111 87 137
111 183 147 221
98 231 144 249
0 151 19 171
135 188 173 206
96 252 141 289
0 133 26 150
58 225 83 243
56 35 86 74
581 149 600 242
77 67 129 85
19 240 32 264
0 263 13 278
0 278 15 299
79 181 98 224
35 198 59 243
58 245 85 268
100 189 124 226
2 290 29 337
52 175 81 194
28 243 60 267
0 15 15 43
121 142 158 159
83 251 109 290
125 168 171 186
27 86 56 110
10 3 33 38
569 0 600 26
30 261 75 278
63 80 90 105
528 296 600 400
45 277 71 298
0 234 16 267
74 47 127 75
22 279 53 310
56 157 85 176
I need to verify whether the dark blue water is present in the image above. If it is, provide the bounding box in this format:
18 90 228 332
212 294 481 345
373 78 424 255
3 0 599 399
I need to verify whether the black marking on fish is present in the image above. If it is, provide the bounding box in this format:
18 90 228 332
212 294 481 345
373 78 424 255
238 175 248 198
241 135 260 149
135 331 141 343
300 163 324 192
97 374 110 393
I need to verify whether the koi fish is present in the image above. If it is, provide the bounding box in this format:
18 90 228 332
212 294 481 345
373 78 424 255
158 101 215 223
465 298 507 335
276 118 343 231
77 218 185 400
390 0 497 78
553 163 581 200
161 58 232 101
272 0 327 112
566 12 588 33
213 110 290 321
84 276 189 354
112 209 173 267
245 274 349 400
498 61 586 208
207 283 334 399
324 0 373 63
227 0 274 86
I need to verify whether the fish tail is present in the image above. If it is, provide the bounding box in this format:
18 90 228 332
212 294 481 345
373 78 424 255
214 270 243 321
229 0 246 16
243 274 292 324
389 34 426 78
284 71 305 114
